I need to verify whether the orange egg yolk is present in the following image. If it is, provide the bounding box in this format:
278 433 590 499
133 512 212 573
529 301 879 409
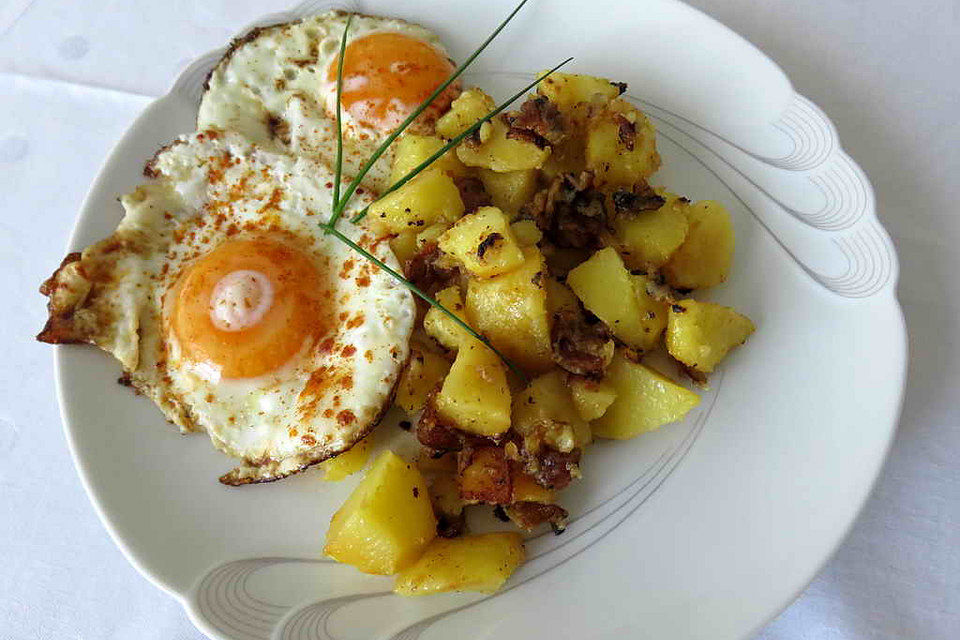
328 32 459 132
168 238 330 379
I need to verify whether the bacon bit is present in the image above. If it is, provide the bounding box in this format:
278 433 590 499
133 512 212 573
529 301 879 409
551 309 614 378
614 113 637 151
503 95 564 149
337 410 356 426
403 242 458 295
341 345 357 357
346 314 365 329
453 176 492 214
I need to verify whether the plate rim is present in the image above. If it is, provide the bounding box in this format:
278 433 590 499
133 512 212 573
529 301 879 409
49 0 909 637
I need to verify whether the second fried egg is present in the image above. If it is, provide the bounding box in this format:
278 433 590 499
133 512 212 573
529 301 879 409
198 11 461 194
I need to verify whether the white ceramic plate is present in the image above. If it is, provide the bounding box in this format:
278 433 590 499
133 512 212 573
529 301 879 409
53 1 907 638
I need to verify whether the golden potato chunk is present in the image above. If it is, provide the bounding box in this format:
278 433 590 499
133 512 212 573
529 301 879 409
389 231 419 266
512 371 591 451
319 435 373 481
436 88 496 139
615 193 690 269
458 444 512 504
457 119 551 172
324 451 436 574
415 222 450 249
568 377 617 422
631 273 670 349
435 338 511 436
666 299 755 373
537 71 623 110
438 206 525 278
544 276 580 316
395 345 452 416
465 247 554 372
394 532 525 596
566 247 651 351
511 467 556 504
662 200 734 289
592 352 700 439
510 219 542 247
423 287 471 351
478 168 539 216
585 99 660 187
367 169 464 235
391 134 468 183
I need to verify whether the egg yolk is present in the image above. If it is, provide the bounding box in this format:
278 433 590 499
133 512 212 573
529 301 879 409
329 32 459 132
168 238 330 379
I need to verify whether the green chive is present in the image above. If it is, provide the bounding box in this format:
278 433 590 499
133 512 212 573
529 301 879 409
331 14 352 213
350 57 573 224
327 0 531 224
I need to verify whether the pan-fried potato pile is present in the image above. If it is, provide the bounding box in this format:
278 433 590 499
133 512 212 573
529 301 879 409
324 72 755 595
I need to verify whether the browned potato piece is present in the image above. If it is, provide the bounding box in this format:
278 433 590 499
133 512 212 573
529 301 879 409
394 532 525 596
465 247 554 372
631 273 670 349
438 206 526 278
458 444 512 504
592 352 700 439
567 376 617 422
615 193 690 270
367 169 464 234
324 451 436 574
662 200 734 289
436 88 496 138
512 371 591 451
423 286 471 351
478 168 539 217
395 345 452 416
666 299 755 373
585 98 660 187
544 276 580 316
510 219 543 247
566 247 651 350
389 231 419 266
457 119 551 172
391 134 468 183
435 338 512 436
537 71 623 110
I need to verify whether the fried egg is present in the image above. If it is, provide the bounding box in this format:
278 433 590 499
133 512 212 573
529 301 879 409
38 129 415 484
198 12 461 194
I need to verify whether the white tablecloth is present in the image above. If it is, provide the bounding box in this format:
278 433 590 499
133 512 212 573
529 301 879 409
1 1 957 638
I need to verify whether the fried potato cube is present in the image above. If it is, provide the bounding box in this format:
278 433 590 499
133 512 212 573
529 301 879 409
512 371 591 451
537 71 623 110
566 247 652 351
438 206 525 278
423 287 471 351
568 377 617 422
631 273 670 349
662 200 734 289
391 134 468 183
436 88 496 139
319 435 373 481
435 338 512 436
510 219 542 247
457 119 551 172
666 299 755 373
586 99 660 187
544 276 580 316
465 247 553 372
592 352 700 439
324 451 436 574
511 467 556 504
478 168 539 217
394 532 525 596
396 344 452 416
367 169 464 235
615 193 690 269
415 222 451 249
389 231 419 266
458 444 512 504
